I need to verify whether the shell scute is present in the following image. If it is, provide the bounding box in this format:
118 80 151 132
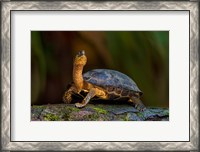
83 69 142 94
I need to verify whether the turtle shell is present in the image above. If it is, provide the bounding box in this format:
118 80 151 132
83 69 142 95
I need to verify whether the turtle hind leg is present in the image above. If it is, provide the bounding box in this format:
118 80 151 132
75 87 107 108
129 97 146 111
63 85 77 104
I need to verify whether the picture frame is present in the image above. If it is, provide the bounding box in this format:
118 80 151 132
1 1 199 151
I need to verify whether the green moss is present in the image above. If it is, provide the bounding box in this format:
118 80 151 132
72 107 81 112
137 112 144 119
162 109 169 116
65 106 80 112
44 113 60 121
63 106 80 120
88 113 101 120
63 113 70 120
124 114 129 121
93 107 108 114
32 105 45 109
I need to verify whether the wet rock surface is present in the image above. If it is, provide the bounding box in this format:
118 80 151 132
31 103 169 121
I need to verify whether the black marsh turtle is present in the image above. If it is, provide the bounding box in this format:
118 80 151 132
63 50 145 111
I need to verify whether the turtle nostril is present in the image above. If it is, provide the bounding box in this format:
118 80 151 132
77 50 85 56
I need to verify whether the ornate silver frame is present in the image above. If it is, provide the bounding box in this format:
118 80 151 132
1 1 199 151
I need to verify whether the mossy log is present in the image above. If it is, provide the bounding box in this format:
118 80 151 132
31 103 169 121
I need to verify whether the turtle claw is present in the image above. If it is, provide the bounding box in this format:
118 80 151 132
135 104 146 112
75 102 85 108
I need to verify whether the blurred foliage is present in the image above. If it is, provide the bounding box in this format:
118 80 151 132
31 31 169 107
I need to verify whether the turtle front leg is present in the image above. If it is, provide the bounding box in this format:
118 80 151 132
75 88 107 108
63 85 77 104
75 88 96 108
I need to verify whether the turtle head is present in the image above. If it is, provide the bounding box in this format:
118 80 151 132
73 50 87 92
74 50 87 66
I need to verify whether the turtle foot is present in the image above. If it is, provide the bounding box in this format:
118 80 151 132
63 95 72 104
135 103 146 112
75 102 86 108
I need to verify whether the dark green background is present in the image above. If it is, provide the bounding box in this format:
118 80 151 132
31 31 169 107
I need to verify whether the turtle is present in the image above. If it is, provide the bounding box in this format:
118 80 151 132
63 50 146 111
